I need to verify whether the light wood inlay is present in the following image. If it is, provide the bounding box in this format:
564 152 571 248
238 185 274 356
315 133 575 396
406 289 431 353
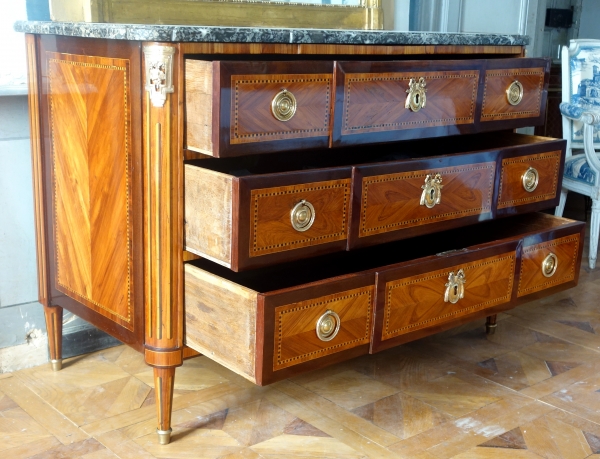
185 60 214 155
250 179 351 257
47 51 132 330
382 252 516 341
342 70 479 135
481 67 545 121
517 234 580 297
360 162 495 237
231 73 333 144
497 151 561 209
274 286 373 371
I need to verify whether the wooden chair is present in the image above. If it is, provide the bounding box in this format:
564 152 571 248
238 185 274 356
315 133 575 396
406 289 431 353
555 39 600 269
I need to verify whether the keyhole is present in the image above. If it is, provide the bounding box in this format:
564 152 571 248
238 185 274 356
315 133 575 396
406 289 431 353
430 188 435 200
453 285 458 296
415 94 420 104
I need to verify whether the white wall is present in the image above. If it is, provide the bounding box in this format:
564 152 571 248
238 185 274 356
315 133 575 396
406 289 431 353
579 0 600 39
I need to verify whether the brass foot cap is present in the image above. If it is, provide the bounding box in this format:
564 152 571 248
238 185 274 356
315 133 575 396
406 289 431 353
50 359 62 371
157 428 172 445
486 324 497 335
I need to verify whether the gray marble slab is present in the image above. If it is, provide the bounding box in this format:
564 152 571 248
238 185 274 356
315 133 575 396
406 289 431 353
14 20 529 46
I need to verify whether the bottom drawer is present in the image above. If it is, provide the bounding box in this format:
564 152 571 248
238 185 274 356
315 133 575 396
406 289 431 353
185 213 584 385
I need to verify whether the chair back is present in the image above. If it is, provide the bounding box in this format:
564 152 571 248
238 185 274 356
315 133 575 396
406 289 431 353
562 39 600 156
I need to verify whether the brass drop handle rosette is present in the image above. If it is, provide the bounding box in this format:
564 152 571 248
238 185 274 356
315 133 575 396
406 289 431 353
542 253 558 278
271 89 297 122
420 173 443 208
291 199 315 232
405 77 427 112
316 310 341 342
506 80 524 106
444 269 466 304
522 167 539 193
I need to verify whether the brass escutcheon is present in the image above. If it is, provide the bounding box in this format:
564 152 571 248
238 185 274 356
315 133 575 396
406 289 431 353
316 310 341 342
506 80 524 106
542 253 558 278
405 77 427 112
522 167 539 193
290 199 315 232
444 269 466 304
420 173 443 208
271 89 297 121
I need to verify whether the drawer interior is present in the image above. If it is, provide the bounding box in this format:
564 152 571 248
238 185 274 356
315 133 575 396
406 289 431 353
185 212 573 294
186 132 557 177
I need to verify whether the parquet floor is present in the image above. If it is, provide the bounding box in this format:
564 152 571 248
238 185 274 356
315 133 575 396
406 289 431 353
2 230 600 458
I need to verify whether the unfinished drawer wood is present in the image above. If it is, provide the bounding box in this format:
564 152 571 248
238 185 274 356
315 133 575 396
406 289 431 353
481 58 550 127
184 160 351 271
185 261 374 385
185 60 333 157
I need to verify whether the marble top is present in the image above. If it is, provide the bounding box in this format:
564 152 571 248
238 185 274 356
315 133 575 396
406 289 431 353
14 21 529 46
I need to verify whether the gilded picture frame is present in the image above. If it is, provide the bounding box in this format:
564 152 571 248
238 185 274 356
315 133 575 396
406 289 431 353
49 0 383 30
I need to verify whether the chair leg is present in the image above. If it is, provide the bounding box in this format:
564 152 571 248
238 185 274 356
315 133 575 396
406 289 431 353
555 189 568 217
589 199 599 269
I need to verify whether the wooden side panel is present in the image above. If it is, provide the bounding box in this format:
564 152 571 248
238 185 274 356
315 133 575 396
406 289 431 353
249 179 351 257
517 234 580 297
359 162 495 238
231 73 333 144
184 264 258 383
273 286 373 371
481 67 545 121
47 51 133 330
185 60 214 154
497 150 562 209
184 165 233 267
382 252 516 342
341 70 479 135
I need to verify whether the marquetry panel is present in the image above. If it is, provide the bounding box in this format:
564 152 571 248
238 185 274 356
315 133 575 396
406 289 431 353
382 252 516 341
274 286 373 371
497 151 561 209
359 162 495 237
230 73 333 144
249 179 351 258
47 51 132 330
341 70 479 135
481 67 545 121
517 234 580 297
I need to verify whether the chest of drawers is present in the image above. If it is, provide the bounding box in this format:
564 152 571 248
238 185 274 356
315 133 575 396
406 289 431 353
17 22 584 445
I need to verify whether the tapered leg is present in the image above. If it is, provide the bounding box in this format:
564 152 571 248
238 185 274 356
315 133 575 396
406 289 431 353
43 304 63 371
555 189 568 217
486 315 497 335
154 367 176 445
589 199 599 269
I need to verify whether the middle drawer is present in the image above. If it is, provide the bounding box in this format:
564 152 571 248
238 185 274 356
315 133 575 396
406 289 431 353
185 133 565 271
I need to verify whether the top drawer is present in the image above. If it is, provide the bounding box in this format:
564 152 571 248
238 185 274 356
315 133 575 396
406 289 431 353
185 60 334 158
332 58 550 147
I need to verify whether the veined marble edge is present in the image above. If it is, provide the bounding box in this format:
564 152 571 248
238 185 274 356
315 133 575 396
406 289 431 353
13 21 529 46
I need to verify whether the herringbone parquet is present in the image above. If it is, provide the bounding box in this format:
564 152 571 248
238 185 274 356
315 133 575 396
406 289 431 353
2 220 600 458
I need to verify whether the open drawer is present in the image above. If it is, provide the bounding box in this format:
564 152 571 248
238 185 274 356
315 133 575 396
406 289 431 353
184 213 584 385
185 133 565 270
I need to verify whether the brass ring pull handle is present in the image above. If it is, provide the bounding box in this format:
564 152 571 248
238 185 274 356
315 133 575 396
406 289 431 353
522 167 539 193
290 200 315 232
506 80 524 106
271 89 297 121
420 173 443 208
405 77 427 112
444 269 466 304
542 253 558 278
316 310 341 342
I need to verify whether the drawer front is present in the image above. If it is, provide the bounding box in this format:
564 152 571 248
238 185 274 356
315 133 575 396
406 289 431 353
481 59 550 124
249 178 351 258
517 233 581 297
374 248 517 351
273 285 373 371
497 150 562 209
357 161 495 239
231 73 333 145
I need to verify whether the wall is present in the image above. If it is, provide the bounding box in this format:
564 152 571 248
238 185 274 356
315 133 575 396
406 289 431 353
579 0 600 39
